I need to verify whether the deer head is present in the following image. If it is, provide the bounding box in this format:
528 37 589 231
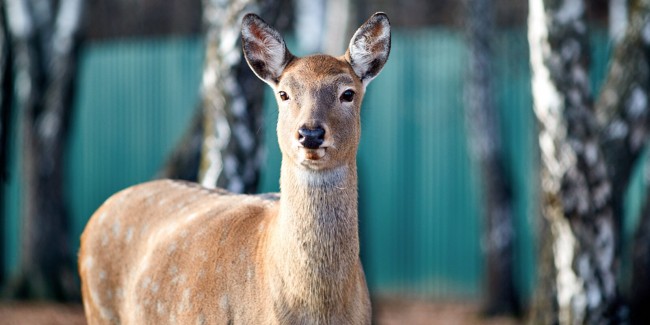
241 13 391 172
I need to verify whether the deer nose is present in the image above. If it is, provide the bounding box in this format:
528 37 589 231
298 126 325 149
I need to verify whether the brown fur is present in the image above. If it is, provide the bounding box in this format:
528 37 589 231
79 12 390 325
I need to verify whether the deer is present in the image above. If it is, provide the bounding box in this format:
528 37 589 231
79 12 390 325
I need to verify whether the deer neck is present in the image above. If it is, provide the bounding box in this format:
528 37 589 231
266 159 360 311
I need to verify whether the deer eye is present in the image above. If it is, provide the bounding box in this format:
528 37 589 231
279 91 289 101
340 89 355 102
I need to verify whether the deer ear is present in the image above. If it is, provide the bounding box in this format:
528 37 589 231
346 13 391 86
241 14 293 86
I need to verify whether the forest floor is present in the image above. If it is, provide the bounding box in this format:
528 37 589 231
0 299 521 324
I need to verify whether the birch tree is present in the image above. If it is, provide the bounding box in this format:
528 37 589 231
609 0 628 43
617 3 650 322
4 0 84 299
631 159 650 323
162 0 290 194
528 0 650 322
464 0 519 315
528 0 617 322
295 0 355 55
0 0 13 286
597 0 650 322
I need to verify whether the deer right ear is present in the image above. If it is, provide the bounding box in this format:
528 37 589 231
241 14 293 86
346 13 391 87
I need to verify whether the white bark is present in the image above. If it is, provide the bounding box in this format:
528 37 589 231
295 0 326 53
295 0 352 56
199 0 261 191
529 0 620 323
609 0 628 43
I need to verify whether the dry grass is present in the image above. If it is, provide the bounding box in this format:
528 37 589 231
374 298 521 325
0 303 85 325
0 300 520 325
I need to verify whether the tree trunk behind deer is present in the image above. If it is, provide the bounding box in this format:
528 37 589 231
161 0 291 193
463 0 519 316
0 0 13 286
4 0 83 300
596 0 650 322
528 0 621 322
631 164 650 324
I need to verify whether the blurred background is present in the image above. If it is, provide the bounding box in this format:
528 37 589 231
2 0 649 324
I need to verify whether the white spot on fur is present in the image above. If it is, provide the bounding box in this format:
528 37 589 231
171 273 188 285
141 276 152 289
83 256 94 270
99 306 115 321
99 270 107 281
151 282 160 293
156 301 165 315
98 212 107 224
101 234 109 246
112 221 121 237
180 229 189 238
196 314 206 325
219 295 228 310
167 243 177 254
179 288 191 312
125 227 134 242
90 288 115 321
115 288 124 300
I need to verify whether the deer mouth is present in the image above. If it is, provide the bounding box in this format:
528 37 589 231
301 147 326 161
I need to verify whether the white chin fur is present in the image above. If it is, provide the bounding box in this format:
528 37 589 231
293 166 348 187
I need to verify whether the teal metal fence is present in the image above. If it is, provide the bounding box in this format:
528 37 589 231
3 28 618 301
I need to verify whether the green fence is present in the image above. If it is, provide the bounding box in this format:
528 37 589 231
3 28 617 301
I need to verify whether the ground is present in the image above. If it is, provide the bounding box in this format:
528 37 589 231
0 299 520 324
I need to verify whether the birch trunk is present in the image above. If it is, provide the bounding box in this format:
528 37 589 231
609 0 628 43
528 0 620 322
4 0 84 299
625 1 650 312
295 0 354 55
597 1 650 322
0 0 13 285
597 0 650 243
295 0 326 54
198 0 289 193
631 159 650 323
464 0 519 315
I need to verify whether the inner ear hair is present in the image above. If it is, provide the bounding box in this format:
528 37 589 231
241 13 293 85
347 12 391 83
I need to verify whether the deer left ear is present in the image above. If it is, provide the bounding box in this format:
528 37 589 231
346 12 391 86
241 13 294 86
